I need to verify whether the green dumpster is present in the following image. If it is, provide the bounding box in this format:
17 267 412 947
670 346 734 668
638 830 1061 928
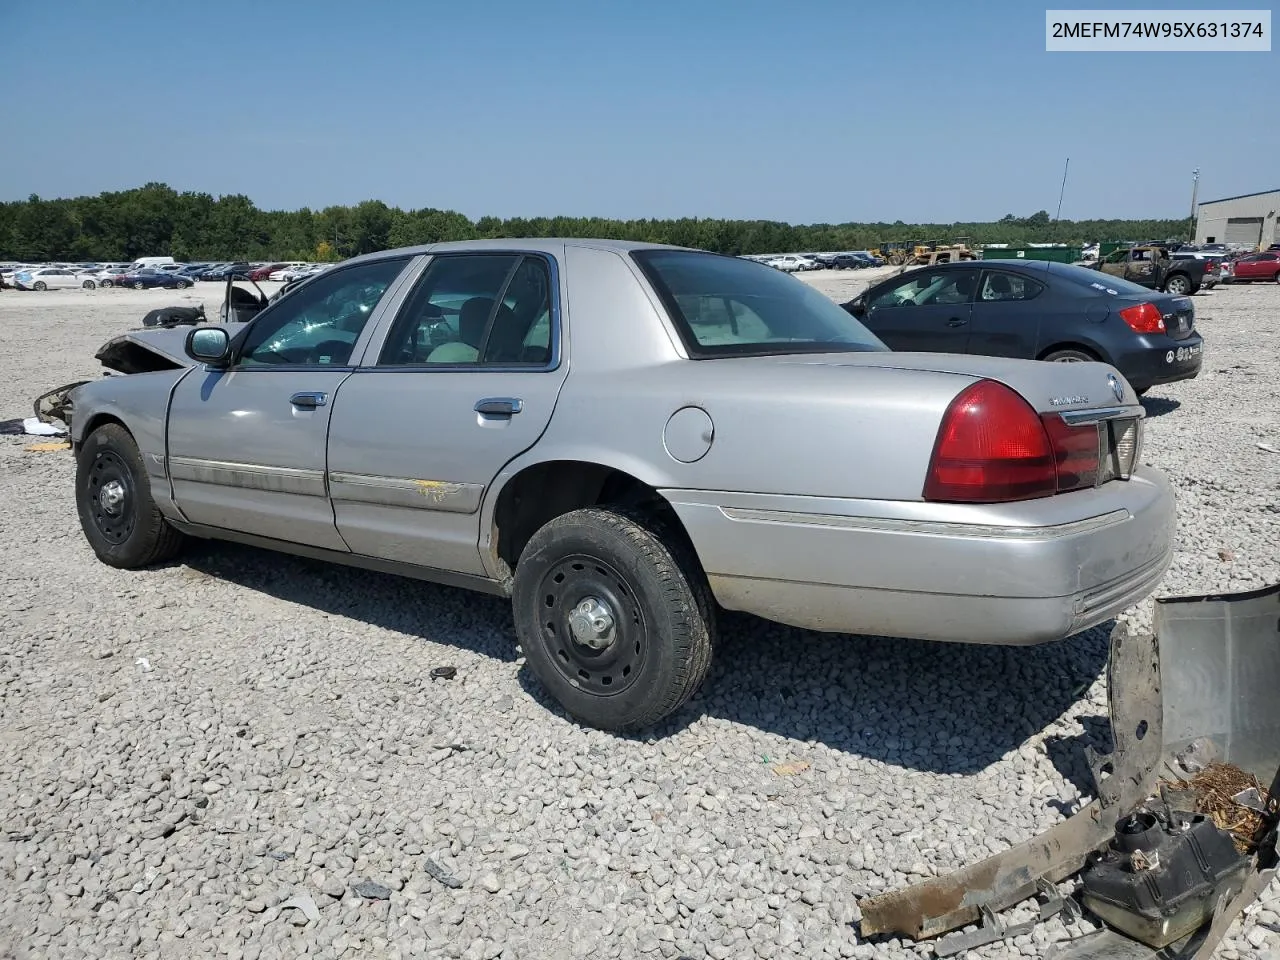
981 246 1083 263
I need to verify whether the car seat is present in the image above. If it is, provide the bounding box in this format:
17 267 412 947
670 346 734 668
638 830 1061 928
425 296 494 363
984 274 1014 301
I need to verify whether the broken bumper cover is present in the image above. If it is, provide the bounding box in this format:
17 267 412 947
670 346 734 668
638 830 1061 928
857 582 1279 958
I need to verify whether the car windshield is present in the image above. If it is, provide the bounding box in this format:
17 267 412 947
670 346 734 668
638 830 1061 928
632 250 888 357
1048 262 1158 297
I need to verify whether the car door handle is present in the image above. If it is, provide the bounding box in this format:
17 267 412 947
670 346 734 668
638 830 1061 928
290 391 328 409
474 397 523 416
947 317 969 327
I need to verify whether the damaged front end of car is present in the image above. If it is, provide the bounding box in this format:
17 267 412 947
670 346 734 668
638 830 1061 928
858 583 1279 959
32 326 219 435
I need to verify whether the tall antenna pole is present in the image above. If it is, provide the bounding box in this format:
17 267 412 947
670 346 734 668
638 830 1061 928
1055 157 1070 221
1188 168 1200 242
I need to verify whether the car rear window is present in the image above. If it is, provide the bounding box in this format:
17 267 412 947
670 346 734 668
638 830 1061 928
1047 262 1156 297
632 250 888 357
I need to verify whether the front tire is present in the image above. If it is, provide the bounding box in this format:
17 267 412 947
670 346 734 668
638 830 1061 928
76 423 185 568
512 507 716 732
33 281 46 291
133 281 145 290
82 279 96 289
176 280 190 289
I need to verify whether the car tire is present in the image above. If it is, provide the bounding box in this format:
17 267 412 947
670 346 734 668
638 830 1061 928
76 423 185 569
82 279 96 289
33 281 46 291
133 281 144 290
1164 274 1192 296
1042 348 1097 363
100 280 113 288
512 506 716 732
176 280 190 289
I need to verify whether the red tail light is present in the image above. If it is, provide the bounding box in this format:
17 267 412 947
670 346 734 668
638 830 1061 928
922 381 1057 502
1041 414 1100 493
1119 302 1165 333
924 380 1111 503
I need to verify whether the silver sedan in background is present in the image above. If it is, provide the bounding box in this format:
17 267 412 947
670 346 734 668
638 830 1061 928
67 239 1173 730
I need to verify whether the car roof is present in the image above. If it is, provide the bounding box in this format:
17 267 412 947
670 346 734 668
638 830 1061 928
340 237 700 268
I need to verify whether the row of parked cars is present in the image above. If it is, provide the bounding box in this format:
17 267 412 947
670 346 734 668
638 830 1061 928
0 258 337 291
745 251 888 272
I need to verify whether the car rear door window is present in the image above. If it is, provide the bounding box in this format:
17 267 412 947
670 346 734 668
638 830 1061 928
378 254 555 367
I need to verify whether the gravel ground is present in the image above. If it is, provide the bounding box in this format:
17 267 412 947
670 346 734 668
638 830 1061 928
1 278 1278 960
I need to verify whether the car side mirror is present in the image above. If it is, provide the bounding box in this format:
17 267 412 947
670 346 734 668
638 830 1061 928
844 297 865 317
186 326 231 366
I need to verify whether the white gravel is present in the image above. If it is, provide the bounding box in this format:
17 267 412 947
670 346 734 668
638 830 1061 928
1 277 1277 960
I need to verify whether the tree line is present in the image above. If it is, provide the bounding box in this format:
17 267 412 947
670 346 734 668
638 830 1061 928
0 182 1192 263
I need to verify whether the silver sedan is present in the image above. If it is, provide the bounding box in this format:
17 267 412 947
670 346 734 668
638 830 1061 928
67 239 1174 730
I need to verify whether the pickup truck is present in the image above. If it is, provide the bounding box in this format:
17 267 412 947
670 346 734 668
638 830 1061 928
1089 245 1217 295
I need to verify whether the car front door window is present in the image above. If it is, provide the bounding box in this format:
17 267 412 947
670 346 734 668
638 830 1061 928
236 257 410 367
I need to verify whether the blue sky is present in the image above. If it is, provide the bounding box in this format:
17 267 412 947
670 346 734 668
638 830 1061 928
2 0 1274 223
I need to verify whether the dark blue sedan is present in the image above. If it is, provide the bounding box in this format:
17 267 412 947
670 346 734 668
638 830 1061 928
841 259 1203 394
117 269 195 290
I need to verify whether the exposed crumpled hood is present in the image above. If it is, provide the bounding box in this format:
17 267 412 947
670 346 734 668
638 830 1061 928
94 324 246 375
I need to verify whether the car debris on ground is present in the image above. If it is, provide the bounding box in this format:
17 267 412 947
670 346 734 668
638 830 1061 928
858 583 1279 959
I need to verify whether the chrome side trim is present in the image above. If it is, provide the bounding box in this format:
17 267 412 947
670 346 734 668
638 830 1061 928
328 472 483 513
719 506 1131 540
1059 406 1142 425
169 456 327 496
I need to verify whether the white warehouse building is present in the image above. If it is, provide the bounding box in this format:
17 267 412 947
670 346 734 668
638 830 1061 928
1194 188 1279 249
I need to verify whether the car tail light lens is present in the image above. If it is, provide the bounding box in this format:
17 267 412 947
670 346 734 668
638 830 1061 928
1119 302 1166 333
922 381 1057 502
923 380 1141 503
1041 414 1100 492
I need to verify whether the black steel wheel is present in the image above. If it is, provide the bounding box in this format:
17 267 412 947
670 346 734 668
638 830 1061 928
536 553 647 697
512 507 715 731
85 448 136 545
76 423 185 568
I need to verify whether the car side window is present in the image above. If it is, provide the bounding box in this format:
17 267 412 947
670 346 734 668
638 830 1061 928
378 254 555 367
978 271 1043 302
236 257 410 368
870 270 976 308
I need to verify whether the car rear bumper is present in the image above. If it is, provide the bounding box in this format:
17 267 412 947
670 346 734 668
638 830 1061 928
663 466 1174 646
1114 331 1204 390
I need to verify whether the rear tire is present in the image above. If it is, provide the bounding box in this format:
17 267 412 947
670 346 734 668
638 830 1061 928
176 280 190 289
1164 274 1192 296
133 281 144 290
82 279 95 289
512 506 716 732
1042 347 1097 363
76 423 185 568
